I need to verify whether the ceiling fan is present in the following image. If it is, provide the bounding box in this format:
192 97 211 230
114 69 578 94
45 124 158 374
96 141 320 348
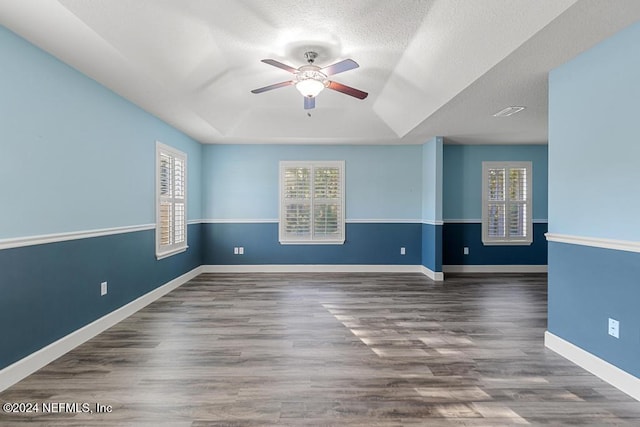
251 51 368 110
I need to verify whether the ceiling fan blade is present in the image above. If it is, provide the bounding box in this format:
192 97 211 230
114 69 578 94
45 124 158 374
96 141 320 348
304 96 315 110
261 59 298 73
327 81 368 100
251 80 294 94
320 59 359 76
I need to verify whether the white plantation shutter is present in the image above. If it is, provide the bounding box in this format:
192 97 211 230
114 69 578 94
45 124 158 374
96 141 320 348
280 161 345 244
507 167 527 238
283 167 311 237
156 143 187 258
482 162 532 245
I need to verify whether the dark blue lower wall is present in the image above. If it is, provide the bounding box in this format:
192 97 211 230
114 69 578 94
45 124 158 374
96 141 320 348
442 222 548 265
421 224 442 272
202 222 421 265
548 241 640 378
0 224 202 370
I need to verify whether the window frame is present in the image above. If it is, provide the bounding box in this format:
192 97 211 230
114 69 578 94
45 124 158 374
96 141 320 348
279 160 345 245
156 142 188 259
481 161 532 246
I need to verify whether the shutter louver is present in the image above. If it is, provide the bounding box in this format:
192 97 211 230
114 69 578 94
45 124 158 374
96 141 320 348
313 167 341 240
508 168 527 238
283 167 311 240
487 203 505 238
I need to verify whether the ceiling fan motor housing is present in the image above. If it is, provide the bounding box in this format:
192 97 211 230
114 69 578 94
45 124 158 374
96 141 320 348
296 66 328 84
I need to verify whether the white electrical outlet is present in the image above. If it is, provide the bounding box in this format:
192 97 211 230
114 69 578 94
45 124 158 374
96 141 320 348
400 247 406 255
234 247 239 254
239 247 244 255
608 318 620 338
100 281 108 296
463 247 469 255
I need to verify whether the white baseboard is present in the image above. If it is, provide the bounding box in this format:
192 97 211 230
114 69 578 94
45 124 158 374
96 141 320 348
0 266 202 392
443 264 547 273
545 331 640 401
203 264 445 282
420 265 444 281
202 264 420 274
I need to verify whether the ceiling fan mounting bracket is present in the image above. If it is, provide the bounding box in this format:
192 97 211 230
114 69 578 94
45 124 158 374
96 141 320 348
304 51 318 64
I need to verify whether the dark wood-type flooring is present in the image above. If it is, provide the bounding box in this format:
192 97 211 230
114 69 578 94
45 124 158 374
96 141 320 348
2 272 640 426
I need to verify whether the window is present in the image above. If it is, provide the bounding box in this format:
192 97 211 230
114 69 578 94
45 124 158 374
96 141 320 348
279 161 345 244
482 161 532 245
156 142 187 258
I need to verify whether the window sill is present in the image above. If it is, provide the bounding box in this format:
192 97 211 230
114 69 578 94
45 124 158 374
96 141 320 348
156 245 188 260
279 240 345 245
482 240 532 246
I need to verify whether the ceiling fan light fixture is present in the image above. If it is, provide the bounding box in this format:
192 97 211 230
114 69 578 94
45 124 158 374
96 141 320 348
295 78 326 98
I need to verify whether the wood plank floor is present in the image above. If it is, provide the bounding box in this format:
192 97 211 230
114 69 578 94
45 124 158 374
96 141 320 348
2 273 640 426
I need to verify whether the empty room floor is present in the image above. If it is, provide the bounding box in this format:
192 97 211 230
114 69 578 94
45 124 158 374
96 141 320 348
2 272 640 426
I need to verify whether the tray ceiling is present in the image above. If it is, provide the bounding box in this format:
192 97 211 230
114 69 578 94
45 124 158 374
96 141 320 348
2 0 640 144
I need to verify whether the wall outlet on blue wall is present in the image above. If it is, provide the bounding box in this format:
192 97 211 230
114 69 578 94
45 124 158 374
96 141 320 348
100 281 108 296
400 247 406 255
608 318 620 338
463 247 469 255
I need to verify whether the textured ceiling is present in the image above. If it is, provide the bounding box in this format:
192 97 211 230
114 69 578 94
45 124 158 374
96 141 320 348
1 0 640 145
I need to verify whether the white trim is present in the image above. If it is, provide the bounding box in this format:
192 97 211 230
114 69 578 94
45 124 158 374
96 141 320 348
0 224 155 251
482 240 533 246
443 219 548 224
203 264 425 274
187 219 204 225
420 265 445 281
420 220 444 226
347 219 423 224
201 219 278 224
201 219 426 224
156 246 188 260
0 266 202 392
545 331 640 402
443 264 547 273
279 240 345 245
202 264 443 281
546 233 640 254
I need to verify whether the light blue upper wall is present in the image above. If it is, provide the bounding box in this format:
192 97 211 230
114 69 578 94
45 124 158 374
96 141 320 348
443 144 548 221
421 137 443 222
0 26 202 239
202 144 422 221
548 21 640 241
